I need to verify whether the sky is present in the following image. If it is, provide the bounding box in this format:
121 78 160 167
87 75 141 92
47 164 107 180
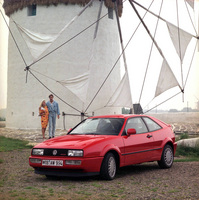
0 0 199 111
120 0 199 111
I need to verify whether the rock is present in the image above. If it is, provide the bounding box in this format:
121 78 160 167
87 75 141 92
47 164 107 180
177 137 199 148
0 121 5 128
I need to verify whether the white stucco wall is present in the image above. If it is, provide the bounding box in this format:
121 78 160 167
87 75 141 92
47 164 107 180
0 0 8 109
6 1 122 129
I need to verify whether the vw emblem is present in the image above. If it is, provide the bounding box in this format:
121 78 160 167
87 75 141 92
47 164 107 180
52 150 57 156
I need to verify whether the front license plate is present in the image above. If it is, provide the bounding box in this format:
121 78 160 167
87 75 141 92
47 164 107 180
42 160 63 166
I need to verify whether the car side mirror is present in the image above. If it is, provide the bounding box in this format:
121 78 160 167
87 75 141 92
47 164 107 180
127 128 136 136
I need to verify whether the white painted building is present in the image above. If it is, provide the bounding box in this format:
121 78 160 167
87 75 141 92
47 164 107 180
0 0 8 110
3 0 128 129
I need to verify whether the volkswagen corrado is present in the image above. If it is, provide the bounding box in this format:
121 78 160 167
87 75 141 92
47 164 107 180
29 115 177 180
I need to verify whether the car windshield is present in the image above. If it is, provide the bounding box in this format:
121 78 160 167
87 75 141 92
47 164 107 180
69 118 125 136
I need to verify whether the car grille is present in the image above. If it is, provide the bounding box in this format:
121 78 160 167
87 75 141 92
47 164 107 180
44 149 68 156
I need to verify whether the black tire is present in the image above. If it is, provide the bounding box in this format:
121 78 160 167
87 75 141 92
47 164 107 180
100 152 117 180
158 144 174 169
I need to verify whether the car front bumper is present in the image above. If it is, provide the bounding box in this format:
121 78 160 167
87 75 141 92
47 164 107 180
34 167 99 177
29 156 103 176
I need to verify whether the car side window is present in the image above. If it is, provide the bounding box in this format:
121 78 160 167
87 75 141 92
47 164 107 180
125 117 148 134
143 117 162 132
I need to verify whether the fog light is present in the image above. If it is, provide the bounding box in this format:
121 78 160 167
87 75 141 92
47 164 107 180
65 160 81 165
30 158 41 164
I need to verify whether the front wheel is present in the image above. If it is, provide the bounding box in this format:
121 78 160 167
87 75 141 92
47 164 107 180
158 144 174 169
100 152 117 180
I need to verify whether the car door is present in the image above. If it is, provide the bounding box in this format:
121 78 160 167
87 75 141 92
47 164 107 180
122 117 155 166
142 117 164 159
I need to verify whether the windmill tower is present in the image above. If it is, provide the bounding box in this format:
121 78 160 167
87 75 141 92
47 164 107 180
0 0 8 110
2 0 129 129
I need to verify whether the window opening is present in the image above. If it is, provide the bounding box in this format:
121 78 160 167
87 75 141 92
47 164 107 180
143 117 162 132
28 5 37 16
125 117 148 134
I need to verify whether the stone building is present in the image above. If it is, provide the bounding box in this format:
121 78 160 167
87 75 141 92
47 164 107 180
2 0 130 129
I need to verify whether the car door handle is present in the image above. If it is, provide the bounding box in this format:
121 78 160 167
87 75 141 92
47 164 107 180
147 134 152 138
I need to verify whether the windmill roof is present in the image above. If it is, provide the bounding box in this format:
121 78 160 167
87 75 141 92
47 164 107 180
3 0 123 17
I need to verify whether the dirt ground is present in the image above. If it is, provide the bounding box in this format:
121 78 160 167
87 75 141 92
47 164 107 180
0 149 199 200
0 127 199 200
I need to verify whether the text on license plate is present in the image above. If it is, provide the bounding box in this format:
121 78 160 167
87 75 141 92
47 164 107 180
42 160 63 166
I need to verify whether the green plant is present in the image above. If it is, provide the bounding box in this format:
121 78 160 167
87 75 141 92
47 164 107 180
91 183 102 188
27 168 34 172
0 117 6 121
18 198 29 200
24 186 33 190
0 179 4 187
168 189 179 193
179 132 189 140
175 145 199 158
150 187 158 192
0 136 33 152
175 157 199 162
48 188 54 195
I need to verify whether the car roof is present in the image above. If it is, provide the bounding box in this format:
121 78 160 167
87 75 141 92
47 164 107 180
88 114 150 119
88 114 168 128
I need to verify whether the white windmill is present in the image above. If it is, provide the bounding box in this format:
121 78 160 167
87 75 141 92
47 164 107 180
0 0 198 129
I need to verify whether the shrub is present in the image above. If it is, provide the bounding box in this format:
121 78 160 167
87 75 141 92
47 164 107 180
179 132 189 140
0 136 33 152
175 145 199 157
0 117 6 121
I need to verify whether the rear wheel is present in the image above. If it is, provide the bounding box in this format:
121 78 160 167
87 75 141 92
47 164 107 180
158 144 174 169
100 152 117 180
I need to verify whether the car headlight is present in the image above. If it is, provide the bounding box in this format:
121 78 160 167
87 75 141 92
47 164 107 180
68 150 83 157
32 149 44 155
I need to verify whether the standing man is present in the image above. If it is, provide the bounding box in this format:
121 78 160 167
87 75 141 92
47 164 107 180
46 94 60 139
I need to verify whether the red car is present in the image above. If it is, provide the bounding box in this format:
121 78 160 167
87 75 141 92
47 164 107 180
29 115 177 180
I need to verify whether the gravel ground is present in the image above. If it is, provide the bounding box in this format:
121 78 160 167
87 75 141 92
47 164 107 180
0 127 199 200
0 149 199 200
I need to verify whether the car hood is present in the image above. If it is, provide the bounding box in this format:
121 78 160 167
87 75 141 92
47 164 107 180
34 134 117 149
